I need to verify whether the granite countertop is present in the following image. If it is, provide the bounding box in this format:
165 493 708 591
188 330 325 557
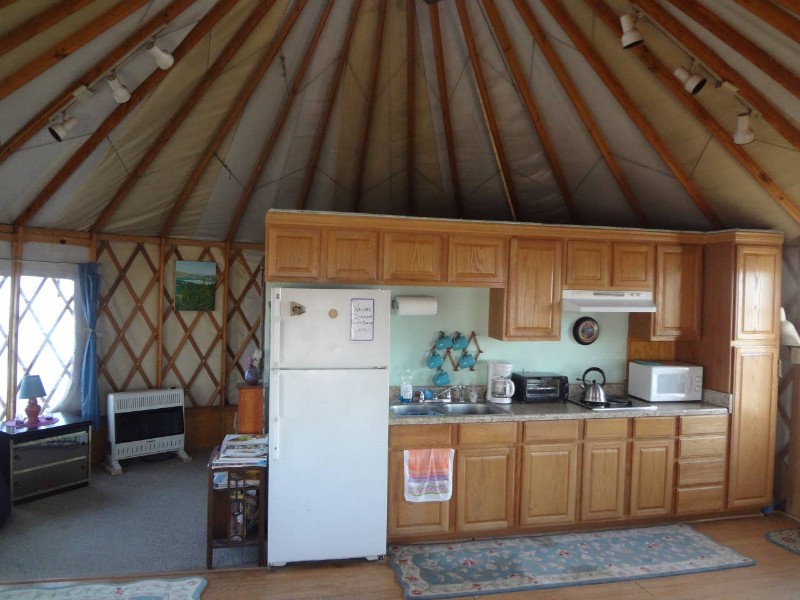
388 386 731 425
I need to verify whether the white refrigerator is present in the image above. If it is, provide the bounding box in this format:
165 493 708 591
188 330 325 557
266 287 390 566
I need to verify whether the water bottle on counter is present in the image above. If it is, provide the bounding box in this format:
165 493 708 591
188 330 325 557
400 369 413 403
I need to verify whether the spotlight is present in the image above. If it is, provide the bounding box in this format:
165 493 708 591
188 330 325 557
674 66 706 95
48 116 78 142
147 41 174 70
107 72 131 103
733 112 755 145
620 15 643 49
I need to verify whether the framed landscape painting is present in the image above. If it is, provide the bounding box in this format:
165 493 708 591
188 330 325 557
175 260 217 311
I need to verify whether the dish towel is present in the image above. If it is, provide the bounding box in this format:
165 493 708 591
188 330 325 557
404 448 454 502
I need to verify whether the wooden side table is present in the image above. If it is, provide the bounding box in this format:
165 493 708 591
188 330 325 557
206 448 267 568
236 385 264 434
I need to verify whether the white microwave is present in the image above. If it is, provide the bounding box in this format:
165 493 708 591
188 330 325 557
628 361 703 402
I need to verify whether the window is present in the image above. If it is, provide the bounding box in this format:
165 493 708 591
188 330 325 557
0 274 9 414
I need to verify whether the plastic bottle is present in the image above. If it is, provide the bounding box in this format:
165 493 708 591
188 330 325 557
400 369 413 402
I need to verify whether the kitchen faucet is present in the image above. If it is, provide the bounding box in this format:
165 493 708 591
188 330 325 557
436 385 464 402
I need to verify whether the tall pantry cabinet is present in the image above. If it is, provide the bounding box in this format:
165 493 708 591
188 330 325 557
678 234 782 511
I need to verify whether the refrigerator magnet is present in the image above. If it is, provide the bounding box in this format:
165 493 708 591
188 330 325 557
350 298 375 341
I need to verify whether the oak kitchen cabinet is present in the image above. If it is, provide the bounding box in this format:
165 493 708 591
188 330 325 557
488 238 562 341
675 415 728 515
455 423 517 533
325 229 378 283
519 420 580 527
380 231 443 284
448 235 507 287
564 240 653 291
580 418 628 522
629 243 703 341
629 417 675 518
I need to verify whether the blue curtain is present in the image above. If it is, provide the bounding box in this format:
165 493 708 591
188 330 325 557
79 263 100 430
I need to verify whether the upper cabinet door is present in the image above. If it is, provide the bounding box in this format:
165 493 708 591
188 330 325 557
325 229 378 283
502 238 562 340
735 245 781 341
612 242 654 290
381 232 444 283
266 226 321 281
448 235 507 287
564 241 610 289
654 244 703 340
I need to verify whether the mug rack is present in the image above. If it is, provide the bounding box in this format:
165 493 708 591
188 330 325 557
427 330 483 372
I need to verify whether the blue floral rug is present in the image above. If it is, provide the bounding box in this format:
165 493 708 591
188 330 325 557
0 577 206 599
766 527 800 556
388 524 754 599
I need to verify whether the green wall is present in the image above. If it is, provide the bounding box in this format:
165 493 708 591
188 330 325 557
389 286 628 389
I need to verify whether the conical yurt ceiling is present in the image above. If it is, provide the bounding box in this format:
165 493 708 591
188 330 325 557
1 0 799 244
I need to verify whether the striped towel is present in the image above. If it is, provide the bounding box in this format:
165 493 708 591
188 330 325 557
403 448 454 503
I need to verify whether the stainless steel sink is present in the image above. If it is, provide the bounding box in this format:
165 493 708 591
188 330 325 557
435 403 509 415
389 405 446 417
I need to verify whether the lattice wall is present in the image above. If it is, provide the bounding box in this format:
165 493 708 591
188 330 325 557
96 237 263 409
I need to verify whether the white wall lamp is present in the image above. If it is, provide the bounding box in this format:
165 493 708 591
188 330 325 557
147 41 174 70
48 114 78 142
620 14 643 49
674 63 707 95
106 71 131 104
733 110 755 145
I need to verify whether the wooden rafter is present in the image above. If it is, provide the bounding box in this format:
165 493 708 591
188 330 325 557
482 0 582 224
0 0 150 101
429 3 463 217
297 1 365 212
0 0 198 166
665 0 800 100
13 0 237 229
406 0 416 215
512 0 648 226
771 0 800 17
226 0 336 242
540 0 722 228
732 0 800 46
352 0 388 212
455 0 518 221
0 0 93 55
590 0 800 226
91 1 277 234
635 0 800 152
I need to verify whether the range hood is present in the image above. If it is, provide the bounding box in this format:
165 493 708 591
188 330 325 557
562 289 657 313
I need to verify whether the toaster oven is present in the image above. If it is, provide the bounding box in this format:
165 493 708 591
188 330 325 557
511 372 569 403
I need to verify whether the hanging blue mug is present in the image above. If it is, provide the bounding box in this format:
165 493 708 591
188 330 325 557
427 350 444 369
452 331 468 350
433 368 450 386
458 351 476 369
434 331 453 350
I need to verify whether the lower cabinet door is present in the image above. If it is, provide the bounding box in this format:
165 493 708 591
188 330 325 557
387 450 450 536
519 442 578 526
630 439 674 517
581 440 626 521
456 447 516 532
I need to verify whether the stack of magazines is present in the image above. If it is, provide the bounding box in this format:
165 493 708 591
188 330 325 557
211 433 269 469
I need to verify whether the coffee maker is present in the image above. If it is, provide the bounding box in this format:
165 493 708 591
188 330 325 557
486 360 515 404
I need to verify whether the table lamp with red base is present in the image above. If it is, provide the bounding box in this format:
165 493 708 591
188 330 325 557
18 375 46 426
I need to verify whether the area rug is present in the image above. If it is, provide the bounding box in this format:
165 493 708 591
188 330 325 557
0 576 206 599
388 524 754 599
766 527 800 556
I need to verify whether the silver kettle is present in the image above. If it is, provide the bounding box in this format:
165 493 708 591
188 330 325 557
580 367 606 404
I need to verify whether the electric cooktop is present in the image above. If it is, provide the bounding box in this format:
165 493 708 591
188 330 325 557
567 395 658 411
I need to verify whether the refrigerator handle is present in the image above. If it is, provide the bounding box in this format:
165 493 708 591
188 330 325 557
270 372 280 461
269 292 280 370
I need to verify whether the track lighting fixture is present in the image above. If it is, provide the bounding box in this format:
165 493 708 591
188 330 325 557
620 15 643 49
106 72 131 104
147 41 174 70
48 115 78 142
733 111 755 145
673 65 706 95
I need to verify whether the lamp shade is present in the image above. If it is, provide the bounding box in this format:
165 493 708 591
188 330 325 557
620 15 643 49
18 375 46 399
734 112 755 145
107 72 131 103
48 116 77 142
147 41 174 70
780 308 800 346
674 66 706 95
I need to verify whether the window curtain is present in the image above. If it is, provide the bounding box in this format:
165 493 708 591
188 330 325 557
79 263 100 429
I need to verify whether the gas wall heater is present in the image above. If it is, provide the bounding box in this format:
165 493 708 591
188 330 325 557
105 388 191 475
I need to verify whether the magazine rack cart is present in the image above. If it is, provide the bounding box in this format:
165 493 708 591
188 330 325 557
206 446 267 568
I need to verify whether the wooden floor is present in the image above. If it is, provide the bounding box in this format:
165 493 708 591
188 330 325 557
10 513 800 599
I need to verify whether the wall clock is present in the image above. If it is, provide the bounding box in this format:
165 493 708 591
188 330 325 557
573 317 599 345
